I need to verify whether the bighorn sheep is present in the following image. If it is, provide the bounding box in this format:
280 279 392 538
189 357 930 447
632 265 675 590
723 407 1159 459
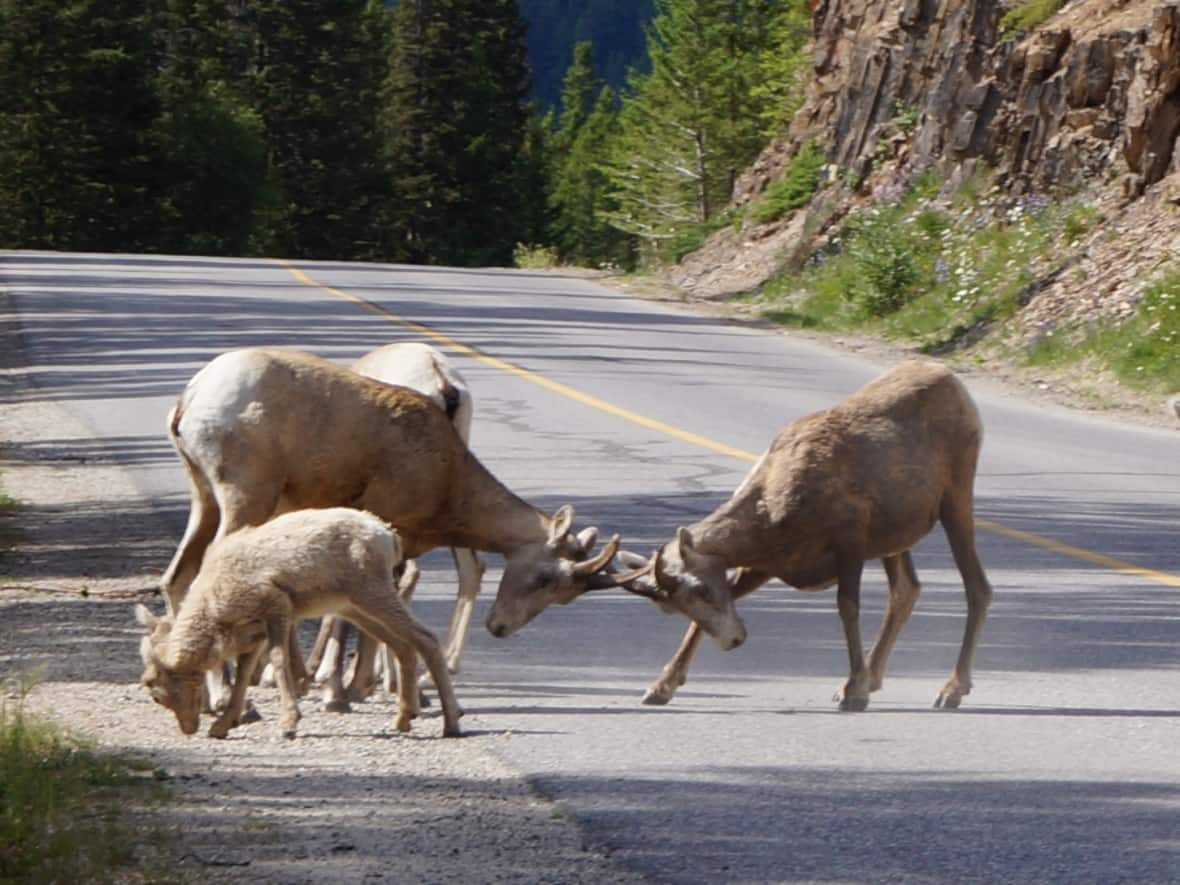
159 348 621 699
305 342 486 710
138 508 462 739
618 360 993 711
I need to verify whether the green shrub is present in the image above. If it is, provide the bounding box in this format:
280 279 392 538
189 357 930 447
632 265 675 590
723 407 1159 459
752 141 825 224
845 212 925 316
513 243 560 269
893 99 921 134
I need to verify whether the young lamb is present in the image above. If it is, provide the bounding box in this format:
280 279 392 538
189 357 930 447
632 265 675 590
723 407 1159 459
137 508 463 739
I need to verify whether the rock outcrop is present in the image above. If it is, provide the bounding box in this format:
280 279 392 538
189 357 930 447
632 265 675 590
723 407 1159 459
673 0 1180 304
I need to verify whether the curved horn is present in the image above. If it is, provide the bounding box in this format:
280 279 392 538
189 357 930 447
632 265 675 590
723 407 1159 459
572 533 620 577
653 543 676 589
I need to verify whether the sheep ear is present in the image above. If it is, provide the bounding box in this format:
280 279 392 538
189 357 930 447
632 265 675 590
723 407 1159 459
675 527 694 554
135 603 158 631
548 504 574 545
575 526 598 551
139 635 155 667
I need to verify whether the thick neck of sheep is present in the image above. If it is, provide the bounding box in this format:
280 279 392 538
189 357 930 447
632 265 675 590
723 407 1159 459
161 596 222 674
418 449 551 556
691 493 774 567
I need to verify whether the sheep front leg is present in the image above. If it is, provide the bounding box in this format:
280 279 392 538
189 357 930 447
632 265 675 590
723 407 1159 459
209 644 265 739
833 553 871 711
440 547 484 675
642 622 704 705
266 618 302 739
642 568 770 705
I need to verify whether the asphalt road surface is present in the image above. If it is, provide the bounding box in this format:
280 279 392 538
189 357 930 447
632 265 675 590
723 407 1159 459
4 251 1180 883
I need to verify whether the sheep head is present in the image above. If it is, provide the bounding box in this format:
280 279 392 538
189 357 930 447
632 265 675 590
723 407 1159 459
135 603 266 736
485 505 620 638
617 528 748 650
136 604 203 735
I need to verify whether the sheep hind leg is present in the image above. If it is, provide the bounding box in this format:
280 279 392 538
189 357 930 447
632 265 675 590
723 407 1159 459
318 617 353 713
345 631 380 702
265 616 301 739
935 492 992 709
346 609 420 734
159 447 219 617
866 552 922 694
344 559 417 703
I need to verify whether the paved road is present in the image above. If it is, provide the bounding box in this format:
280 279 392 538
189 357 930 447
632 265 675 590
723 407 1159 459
4 251 1180 882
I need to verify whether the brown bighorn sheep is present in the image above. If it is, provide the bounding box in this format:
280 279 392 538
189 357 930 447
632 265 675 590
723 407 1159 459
159 348 620 685
618 360 993 711
305 342 486 710
138 508 462 739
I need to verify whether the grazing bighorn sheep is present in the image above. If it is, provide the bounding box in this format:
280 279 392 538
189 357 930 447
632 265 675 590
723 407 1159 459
138 507 462 739
618 360 993 711
305 342 486 710
159 348 620 686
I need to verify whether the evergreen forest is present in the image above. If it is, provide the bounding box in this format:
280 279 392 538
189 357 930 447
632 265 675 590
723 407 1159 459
0 0 812 268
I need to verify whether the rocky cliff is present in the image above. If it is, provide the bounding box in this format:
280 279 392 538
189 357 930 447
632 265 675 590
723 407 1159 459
671 0 1180 339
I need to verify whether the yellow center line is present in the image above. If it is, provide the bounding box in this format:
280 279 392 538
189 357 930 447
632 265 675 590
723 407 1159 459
280 259 1180 589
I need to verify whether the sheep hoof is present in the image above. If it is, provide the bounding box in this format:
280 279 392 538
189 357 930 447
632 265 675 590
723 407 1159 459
934 679 968 709
837 695 869 712
322 699 352 714
641 688 672 706
238 703 262 725
443 723 462 738
281 728 297 740
934 692 963 709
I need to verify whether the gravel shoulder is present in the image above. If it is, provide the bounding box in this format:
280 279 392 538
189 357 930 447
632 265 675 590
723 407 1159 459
0 298 647 885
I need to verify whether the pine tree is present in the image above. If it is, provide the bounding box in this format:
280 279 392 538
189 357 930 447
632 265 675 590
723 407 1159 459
753 0 813 130
601 0 797 257
548 43 633 267
249 0 390 260
154 0 275 255
382 0 532 267
0 0 168 251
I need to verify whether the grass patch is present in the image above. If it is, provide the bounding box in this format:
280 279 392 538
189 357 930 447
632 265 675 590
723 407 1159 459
999 0 1064 37
1026 267 1180 393
1 673 169 883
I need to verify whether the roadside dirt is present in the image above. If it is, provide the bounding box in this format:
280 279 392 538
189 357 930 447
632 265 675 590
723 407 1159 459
0 302 646 885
